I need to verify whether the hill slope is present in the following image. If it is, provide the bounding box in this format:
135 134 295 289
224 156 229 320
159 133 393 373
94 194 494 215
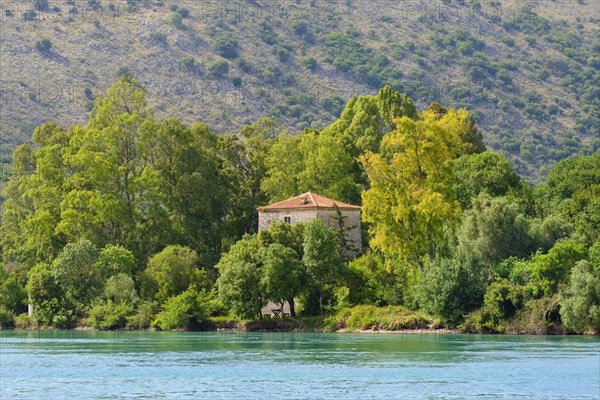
0 0 598 179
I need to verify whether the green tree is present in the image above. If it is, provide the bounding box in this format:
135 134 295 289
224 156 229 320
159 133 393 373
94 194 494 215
0 274 27 314
528 240 587 297
26 263 70 326
216 236 264 318
419 252 489 325
560 259 600 332
104 273 138 305
453 151 521 209
218 118 278 240
457 194 533 266
323 86 418 159
145 245 202 304
52 240 101 310
260 244 304 316
96 245 136 277
262 131 360 204
302 219 345 314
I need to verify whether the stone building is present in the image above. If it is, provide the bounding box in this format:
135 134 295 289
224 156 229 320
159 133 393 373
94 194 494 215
257 192 362 257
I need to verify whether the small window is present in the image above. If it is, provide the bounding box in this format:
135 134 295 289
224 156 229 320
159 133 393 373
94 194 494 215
284 216 292 224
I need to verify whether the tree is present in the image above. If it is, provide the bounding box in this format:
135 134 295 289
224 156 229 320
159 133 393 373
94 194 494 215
302 220 345 314
216 236 264 319
453 151 521 209
260 244 304 316
0 274 27 314
262 131 360 204
52 240 101 310
218 118 278 240
104 273 138 305
418 252 488 325
323 86 419 158
145 246 202 304
560 260 600 332
528 240 587 297
26 263 71 326
96 245 137 278
422 104 486 154
457 194 533 266
360 116 463 266
58 77 150 252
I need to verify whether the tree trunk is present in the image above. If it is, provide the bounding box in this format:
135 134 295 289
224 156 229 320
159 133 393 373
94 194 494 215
280 301 285 318
288 298 296 317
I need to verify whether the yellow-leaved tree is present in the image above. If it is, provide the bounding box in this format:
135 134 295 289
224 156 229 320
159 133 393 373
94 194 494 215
360 116 465 267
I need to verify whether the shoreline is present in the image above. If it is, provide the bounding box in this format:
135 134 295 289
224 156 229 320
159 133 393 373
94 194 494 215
2 326 595 336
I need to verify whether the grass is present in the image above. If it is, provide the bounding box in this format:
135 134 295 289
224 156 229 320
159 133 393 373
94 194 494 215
325 305 432 332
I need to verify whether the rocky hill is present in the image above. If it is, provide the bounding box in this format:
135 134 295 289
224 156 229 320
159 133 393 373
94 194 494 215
0 0 598 179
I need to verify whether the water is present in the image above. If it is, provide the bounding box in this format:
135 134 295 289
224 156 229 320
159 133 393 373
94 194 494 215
0 331 598 399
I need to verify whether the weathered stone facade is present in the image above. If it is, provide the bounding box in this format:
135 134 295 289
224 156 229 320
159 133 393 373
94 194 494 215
257 192 362 257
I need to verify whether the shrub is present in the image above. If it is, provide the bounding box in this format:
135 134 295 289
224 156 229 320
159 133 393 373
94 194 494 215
152 290 213 330
127 301 157 329
150 32 168 45
0 306 15 328
15 314 33 329
168 12 184 29
35 38 52 53
207 59 230 78
302 56 317 70
214 33 238 59
180 56 196 72
87 300 134 330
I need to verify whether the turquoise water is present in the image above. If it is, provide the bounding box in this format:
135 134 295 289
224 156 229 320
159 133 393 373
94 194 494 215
0 331 598 399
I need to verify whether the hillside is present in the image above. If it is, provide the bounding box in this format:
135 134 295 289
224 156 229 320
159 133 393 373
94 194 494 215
0 0 598 179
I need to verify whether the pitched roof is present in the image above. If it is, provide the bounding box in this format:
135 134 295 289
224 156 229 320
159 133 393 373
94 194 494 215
257 192 361 211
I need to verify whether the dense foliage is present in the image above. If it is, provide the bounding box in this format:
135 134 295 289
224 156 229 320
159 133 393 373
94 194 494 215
0 79 598 333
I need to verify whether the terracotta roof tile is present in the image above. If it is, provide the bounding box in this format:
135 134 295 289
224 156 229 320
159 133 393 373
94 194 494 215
257 192 361 211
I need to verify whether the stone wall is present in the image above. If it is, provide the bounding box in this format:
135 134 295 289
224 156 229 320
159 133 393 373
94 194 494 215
258 208 362 256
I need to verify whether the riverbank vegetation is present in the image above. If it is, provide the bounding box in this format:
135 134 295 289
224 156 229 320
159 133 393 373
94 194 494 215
1 78 598 334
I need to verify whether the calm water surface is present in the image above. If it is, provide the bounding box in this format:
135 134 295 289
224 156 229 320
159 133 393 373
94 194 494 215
0 331 598 399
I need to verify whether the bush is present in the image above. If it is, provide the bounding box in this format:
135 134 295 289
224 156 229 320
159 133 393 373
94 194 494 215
87 301 134 330
419 253 489 325
0 306 15 328
35 38 52 53
127 301 157 329
207 59 230 78
214 33 238 59
152 290 213 330
168 12 184 29
15 314 33 329
302 56 317 70
150 32 168 45
180 56 196 72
